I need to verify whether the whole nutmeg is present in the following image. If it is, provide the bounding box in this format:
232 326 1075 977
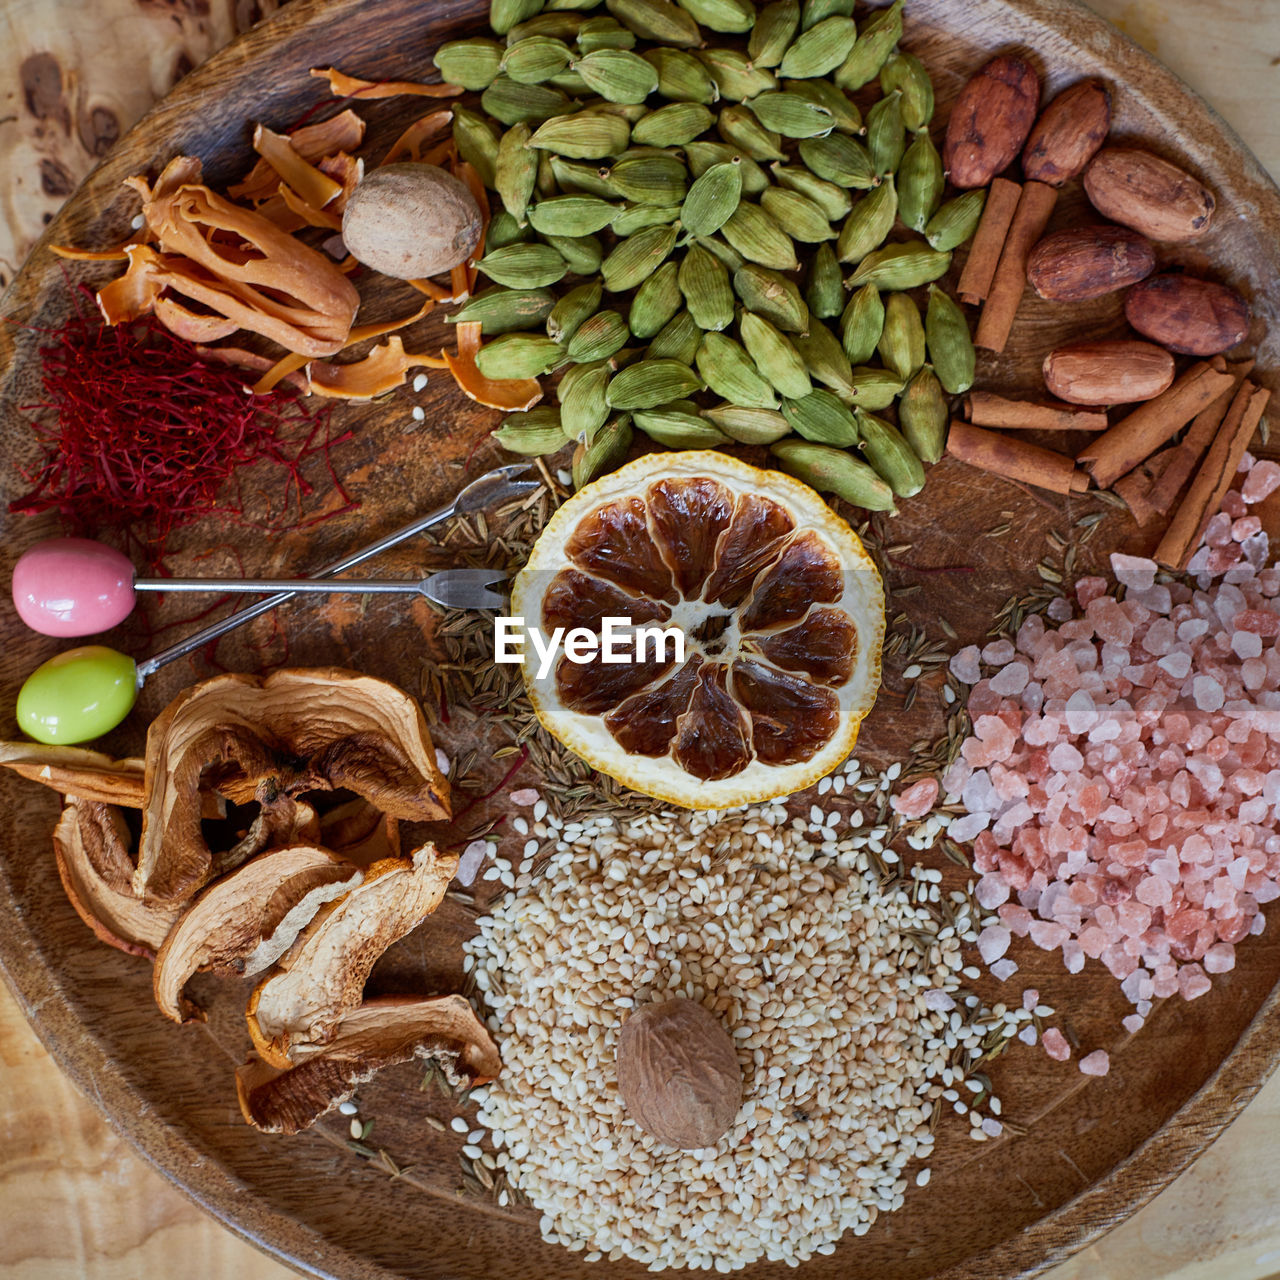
943 55 1041 190
1026 225 1155 302
1124 274 1251 356
341 162 483 280
617 998 742 1150
1021 79 1112 187
1083 147 1216 242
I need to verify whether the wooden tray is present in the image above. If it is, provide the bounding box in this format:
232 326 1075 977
2 1 1279 1277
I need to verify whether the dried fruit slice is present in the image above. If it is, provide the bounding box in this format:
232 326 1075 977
511 452 883 807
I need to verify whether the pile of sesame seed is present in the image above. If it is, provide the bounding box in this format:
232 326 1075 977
462 757 1001 1270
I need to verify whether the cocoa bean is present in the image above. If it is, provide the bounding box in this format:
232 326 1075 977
1124 274 1250 356
1026 225 1155 301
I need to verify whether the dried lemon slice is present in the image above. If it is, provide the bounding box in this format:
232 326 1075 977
511 452 884 808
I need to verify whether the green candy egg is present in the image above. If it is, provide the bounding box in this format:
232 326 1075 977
17 646 138 745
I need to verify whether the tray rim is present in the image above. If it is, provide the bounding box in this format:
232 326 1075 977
3 0 1280 1277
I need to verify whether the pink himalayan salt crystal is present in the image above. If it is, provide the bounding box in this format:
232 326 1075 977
976 875 1011 909
1243 459 1280 503
509 788 540 806
1203 942 1236 974
990 957 1019 980
1110 553 1158 591
1079 1050 1111 1076
1077 577 1108 608
1042 1027 1071 1061
1022 988 1040 1011
1018 1025 1039 1045
977 925 1012 963
1122 1014 1145 1034
891 777 939 819
949 645 981 685
990 661 1030 696
1178 964 1213 999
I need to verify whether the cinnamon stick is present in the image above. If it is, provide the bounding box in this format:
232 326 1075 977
947 421 1090 495
1113 447 1179 526
1142 360 1254 516
957 178 1022 306
1155 381 1273 569
965 391 1108 432
974 181 1059 354
1075 361 1237 490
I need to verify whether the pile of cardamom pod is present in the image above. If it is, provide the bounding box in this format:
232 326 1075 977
436 0 984 509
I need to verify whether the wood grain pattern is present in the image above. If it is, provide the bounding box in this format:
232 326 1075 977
2 1 1280 1278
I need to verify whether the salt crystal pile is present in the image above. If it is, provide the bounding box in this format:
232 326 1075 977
947 456 1280 1028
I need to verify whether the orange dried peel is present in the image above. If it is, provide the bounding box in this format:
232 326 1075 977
50 245 132 261
252 123 344 209
382 109 454 166
228 109 365 203
443 320 543 412
306 336 440 400
277 182 343 231
310 66 464 100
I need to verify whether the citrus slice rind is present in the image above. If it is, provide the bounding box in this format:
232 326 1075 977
511 451 885 809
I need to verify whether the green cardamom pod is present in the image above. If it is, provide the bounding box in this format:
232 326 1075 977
840 283 884 365
635 401 731 447
836 176 897 264
450 284 557 334
588 100 651 123
502 35 573 83
681 160 743 236
847 242 952 291
880 51 935 132
576 16 637 51
527 194 621 236
760 187 834 243
485 209 530 250
495 122 538 225
476 242 569 288
566 309 631 363
678 243 735 332
607 152 688 205
771 438 896 511
718 105 786 162
491 0 545 37
770 164 851 220
507 12 581 42
780 78 863 134
646 309 704 364
547 0 608 12
536 149 558 197
434 38 505 91
798 133 878 189
549 157 618 198
574 48 660 103
606 358 704 408
897 131 944 232
546 67 590 94
605 0 700 46
704 403 791 443
800 0 853 28
676 0 754 33
494 406 569 455
748 0 799 68
695 234 745 272
643 47 718 103
733 263 809 334
547 281 604 343
721 202 798 271
697 49 780 102
612 203 682 234
629 259 683 338
855 409 926 497
867 90 905 177
529 110 631 158
696 332 779 409
898 365 948 465
601 223 679 292
925 189 987 252
925 285 975 395
573 412 633 488
779 15 858 80
748 92 836 139
543 232 605 275
741 312 812 400
792 319 855 398
834 0 903 91
805 242 844 319
481 78 572 126
781 388 859 446
452 108 501 189
848 365 905 410
686 142 770 195
559 358 613 441
474 332 564 380
631 102 716 146
877 291 926 381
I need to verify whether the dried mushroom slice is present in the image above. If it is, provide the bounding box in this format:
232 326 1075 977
52 800 183 959
246 843 458 1068
0 742 146 808
136 668 450 902
317 796 401 865
153 846 364 1024
236 994 500 1135
512 452 884 808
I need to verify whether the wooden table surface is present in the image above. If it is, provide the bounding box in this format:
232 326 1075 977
3 0 1280 1277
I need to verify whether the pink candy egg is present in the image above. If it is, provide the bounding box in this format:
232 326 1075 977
12 538 135 637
